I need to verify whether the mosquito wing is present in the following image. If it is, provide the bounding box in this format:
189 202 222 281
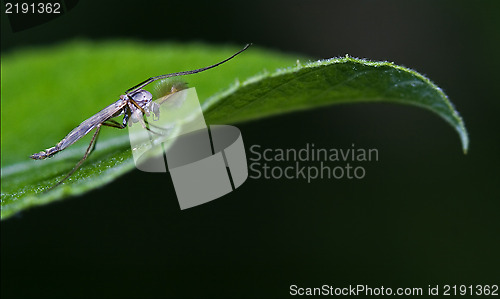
57 99 127 151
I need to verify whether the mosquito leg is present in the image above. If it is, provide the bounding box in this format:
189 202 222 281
126 101 164 136
140 118 165 136
127 98 168 133
143 119 172 136
46 124 102 191
128 98 146 114
102 119 126 129
140 117 171 136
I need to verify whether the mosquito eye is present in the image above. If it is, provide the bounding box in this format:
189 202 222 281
131 90 153 104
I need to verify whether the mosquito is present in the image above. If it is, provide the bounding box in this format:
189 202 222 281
31 43 252 190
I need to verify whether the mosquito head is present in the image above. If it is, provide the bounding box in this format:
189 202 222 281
128 89 153 108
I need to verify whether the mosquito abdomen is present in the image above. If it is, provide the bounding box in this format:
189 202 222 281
31 145 60 160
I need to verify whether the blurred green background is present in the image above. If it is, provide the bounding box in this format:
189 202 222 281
1 1 499 298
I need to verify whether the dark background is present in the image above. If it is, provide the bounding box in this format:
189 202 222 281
2 1 499 298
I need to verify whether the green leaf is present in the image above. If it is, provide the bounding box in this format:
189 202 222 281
203 56 468 151
0 41 468 220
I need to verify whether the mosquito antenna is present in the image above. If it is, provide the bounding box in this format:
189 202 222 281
125 43 252 94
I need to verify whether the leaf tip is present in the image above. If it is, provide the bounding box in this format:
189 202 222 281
460 128 469 155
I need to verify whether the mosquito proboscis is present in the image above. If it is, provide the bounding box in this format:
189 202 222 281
31 44 252 190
